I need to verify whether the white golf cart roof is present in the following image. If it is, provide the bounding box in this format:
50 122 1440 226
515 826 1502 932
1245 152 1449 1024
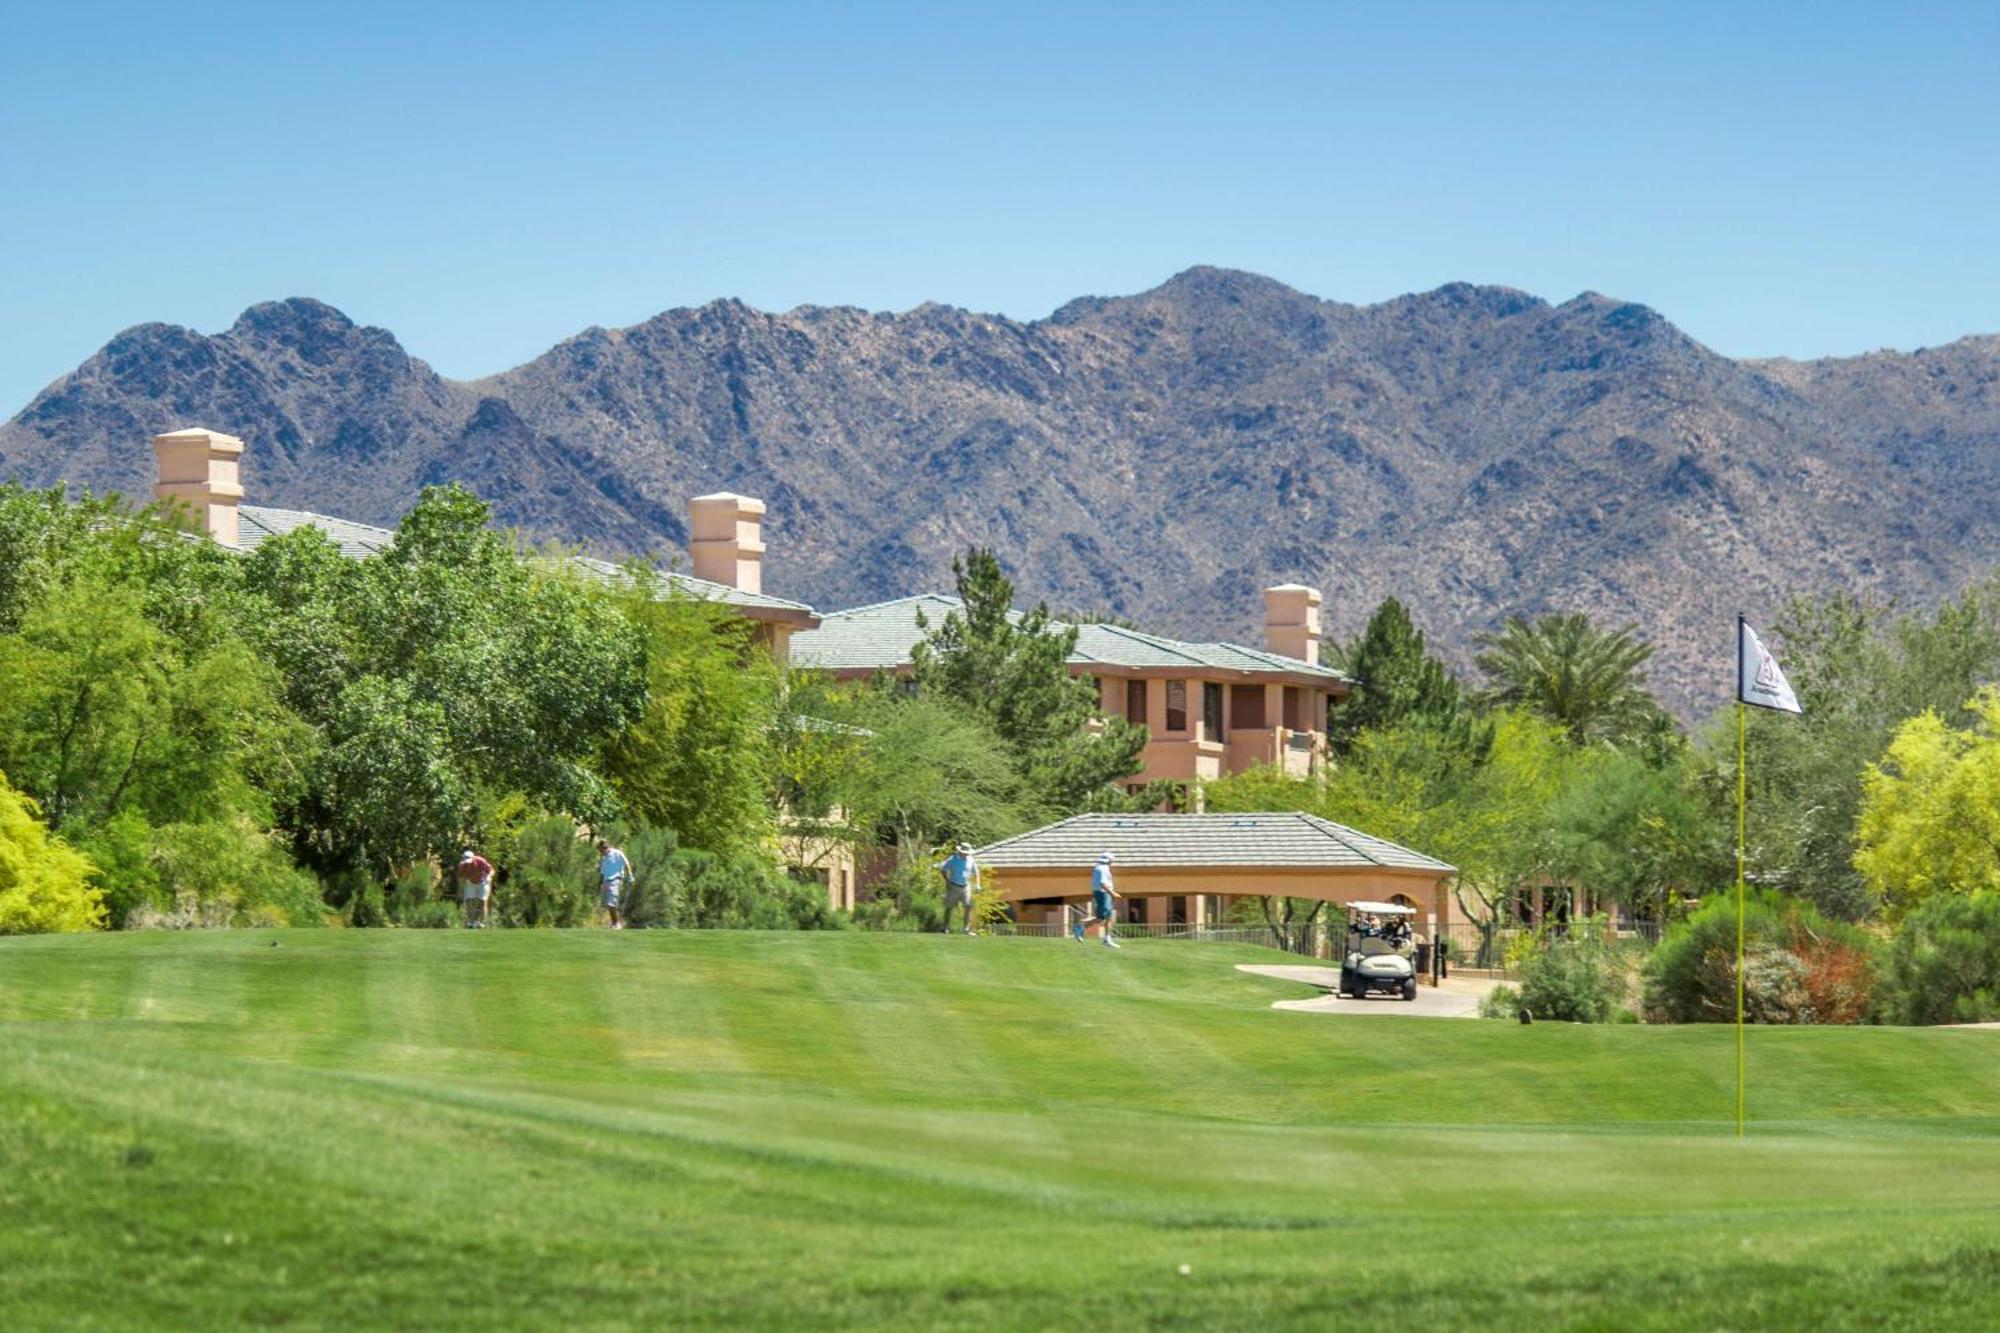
1346 901 1417 916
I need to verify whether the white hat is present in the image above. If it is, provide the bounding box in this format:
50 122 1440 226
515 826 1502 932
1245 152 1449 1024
956 843 972 854
459 849 475 861
1097 852 1113 864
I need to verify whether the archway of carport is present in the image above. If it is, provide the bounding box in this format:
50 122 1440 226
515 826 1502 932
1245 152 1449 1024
993 865 1453 950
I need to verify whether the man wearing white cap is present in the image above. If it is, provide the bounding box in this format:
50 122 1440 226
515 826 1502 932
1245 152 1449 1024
936 842 981 935
457 849 494 929
1073 852 1121 948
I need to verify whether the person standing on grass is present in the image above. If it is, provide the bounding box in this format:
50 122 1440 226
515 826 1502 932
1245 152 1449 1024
1072 852 1121 948
936 842 981 935
457 849 494 929
596 838 630 930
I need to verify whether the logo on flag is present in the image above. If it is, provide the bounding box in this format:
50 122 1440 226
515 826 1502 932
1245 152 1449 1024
1737 618 1802 714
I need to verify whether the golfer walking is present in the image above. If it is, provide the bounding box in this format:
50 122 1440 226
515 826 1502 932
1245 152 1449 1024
936 842 981 935
596 838 630 930
457 849 494 929
1072 852 1121 948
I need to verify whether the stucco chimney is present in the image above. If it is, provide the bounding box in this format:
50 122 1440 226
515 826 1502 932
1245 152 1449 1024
688 492 766 594
1263 584 1323 665
152 428 245 548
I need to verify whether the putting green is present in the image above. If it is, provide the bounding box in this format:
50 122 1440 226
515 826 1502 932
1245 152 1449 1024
2 930 1996 1329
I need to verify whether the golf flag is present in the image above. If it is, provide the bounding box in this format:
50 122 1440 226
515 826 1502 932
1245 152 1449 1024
1737 618 1802 715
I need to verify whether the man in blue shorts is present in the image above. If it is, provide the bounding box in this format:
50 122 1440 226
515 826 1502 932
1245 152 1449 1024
596 838 630 930
1072 852 1121 948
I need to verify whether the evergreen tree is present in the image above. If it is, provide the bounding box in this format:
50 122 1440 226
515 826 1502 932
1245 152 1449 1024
910 549 1147 812
1329 597 1486 758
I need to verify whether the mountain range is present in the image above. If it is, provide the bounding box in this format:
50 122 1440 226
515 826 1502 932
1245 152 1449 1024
5 266 1998 718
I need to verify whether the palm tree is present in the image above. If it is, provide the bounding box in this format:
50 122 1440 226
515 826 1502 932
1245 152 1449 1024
1473 613 1662 747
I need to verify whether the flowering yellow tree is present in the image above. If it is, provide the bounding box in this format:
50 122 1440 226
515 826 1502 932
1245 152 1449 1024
1855 688 2000 915
0 770 103 934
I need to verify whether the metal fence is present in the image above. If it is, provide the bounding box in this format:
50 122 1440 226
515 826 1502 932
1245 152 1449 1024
976 919 1329 957
1437 919 1667 978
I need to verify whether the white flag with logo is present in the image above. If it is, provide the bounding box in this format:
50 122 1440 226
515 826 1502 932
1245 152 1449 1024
1738 618 1802 714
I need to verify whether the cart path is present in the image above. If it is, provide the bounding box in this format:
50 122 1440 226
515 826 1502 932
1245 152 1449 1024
1235 964 1497 1018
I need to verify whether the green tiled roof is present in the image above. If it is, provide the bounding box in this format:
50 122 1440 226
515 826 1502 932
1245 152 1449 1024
232 506 815 616
973 812 1454 874
789 594 1349 681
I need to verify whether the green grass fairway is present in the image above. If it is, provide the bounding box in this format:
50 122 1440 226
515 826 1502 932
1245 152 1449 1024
3 931 1999 1329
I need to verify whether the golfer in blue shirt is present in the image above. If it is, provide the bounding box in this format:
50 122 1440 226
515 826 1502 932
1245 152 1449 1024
936 842 980 935
1072 853 1121 948
596 838 630 930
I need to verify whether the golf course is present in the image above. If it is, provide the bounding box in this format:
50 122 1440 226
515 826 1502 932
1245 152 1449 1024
3 930 1998 1329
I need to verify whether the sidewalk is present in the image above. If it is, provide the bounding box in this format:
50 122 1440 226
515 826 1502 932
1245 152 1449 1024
1235 964 1499 1018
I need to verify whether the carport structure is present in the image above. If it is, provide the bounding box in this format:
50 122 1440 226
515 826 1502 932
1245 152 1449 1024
975 812 1457 938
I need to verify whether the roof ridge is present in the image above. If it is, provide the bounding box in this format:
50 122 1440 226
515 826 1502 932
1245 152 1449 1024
818 592 962 619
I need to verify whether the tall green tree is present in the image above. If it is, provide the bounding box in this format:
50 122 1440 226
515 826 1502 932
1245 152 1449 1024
910 549 1146 811
601 584 778 854
0 578 304 835
1473 612 1662 748
240 486 647 879
1329 596 1487 758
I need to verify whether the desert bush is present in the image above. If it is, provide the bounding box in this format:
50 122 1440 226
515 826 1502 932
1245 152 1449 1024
387 863 440 923
851 860 943 932
147 817 324 927
1479 983 1521 1019
494 815 598 928
1513 924 1622 1022
1878 891 2000 1025
1643 890 1876 1023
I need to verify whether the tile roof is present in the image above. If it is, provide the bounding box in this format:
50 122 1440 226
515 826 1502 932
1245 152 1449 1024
237 505 394 560
973 812 1454 874
787 594 962 671
788 594 1349 681
568 556 818 616
232 506 815 616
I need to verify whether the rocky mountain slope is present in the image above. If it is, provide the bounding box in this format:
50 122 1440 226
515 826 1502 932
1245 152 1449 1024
5 268 1998 717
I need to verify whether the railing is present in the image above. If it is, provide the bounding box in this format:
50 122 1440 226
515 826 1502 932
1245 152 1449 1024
978 920 1328 957
1437 919 1667 978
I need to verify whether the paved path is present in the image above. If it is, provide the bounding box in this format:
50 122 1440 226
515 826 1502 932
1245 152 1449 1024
1235 964 1498 1019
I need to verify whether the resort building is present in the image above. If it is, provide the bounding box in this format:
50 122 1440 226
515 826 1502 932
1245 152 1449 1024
144 425 1392 928
788 589 1351 789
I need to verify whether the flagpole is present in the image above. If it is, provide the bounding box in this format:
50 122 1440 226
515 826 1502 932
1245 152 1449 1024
1735 696 1747 1139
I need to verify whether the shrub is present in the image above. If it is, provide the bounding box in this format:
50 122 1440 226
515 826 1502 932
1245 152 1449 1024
399 900 463 930
1878 891 2000 1025
598 823 681 928
1643 890 1877 1024
672 848 843 930
1479 983 1521 1019
387 863 440 924
494 815 598 928
0 771 103 934
149 817 325 927
73 810 162 928
852 861 944 932
1513 925 1622 1023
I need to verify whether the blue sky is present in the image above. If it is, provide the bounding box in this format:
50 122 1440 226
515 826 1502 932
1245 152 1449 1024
3 1 1997 414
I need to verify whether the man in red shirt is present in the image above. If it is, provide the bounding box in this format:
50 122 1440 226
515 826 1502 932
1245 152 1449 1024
457 849 495 929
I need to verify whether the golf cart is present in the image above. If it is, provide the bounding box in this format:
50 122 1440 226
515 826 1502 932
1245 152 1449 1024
1337 901 1419 1001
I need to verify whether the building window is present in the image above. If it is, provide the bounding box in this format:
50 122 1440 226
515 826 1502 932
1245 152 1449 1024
1166 680 1188 732
1126 678 1148 725
1128 897 1148 924
1169 895 1188 925
1203 682 1225 739
1283 686 1303 730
